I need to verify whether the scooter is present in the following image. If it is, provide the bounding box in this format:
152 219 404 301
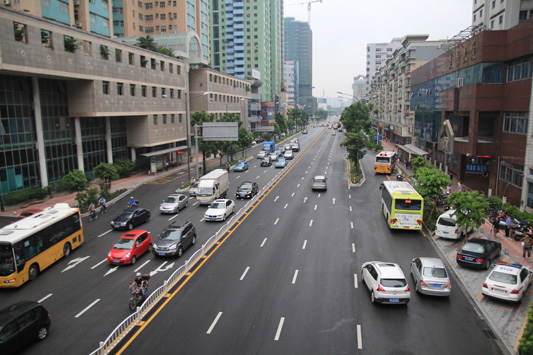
129 275 150 311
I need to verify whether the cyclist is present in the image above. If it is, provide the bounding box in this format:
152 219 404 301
98 196 107 214
88 202 96 220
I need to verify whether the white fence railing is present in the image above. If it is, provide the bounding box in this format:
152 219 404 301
89 158 297 355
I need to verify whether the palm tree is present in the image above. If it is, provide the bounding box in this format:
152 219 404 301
136 36 157 52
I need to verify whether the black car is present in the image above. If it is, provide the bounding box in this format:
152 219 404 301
236 181 259 199
260 157 272 167
457 238 501 269
0 301 51 354
111 207 151 230
152 221 196 257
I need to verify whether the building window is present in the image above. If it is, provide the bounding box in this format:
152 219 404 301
177 65 181 74
527 183 533 209
160 61 165 71
161 88 166 97
151 58 156 69
117 83 124 96
141 55 147 67
163 114 167 124
171 114 175 123
13 22 28 43
179 114 182 123
503 112 528 134
153 114 158 125
500 162 523 187
170 89 174 98
115 49 122 62
129 52 134 65
130 84 136 96
507 60 531 82
499 15 503 24
41 29 52 48
102 81 110 95
178 90 181 99
169 63 173 73
152 86 157 97
141 85 147 97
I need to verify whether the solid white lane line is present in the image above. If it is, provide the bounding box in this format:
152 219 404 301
284 203 288 209
75 299 100 318
38 294 53 303
357 324 363 349
169 214 180 220
292 270 299 284
354 274 358 289
240 266 250 280
350 206 352 212
98 230 113 238
351 222 354 229
302 240 307 249
134 260 150 272
261 238 267 247
352 243 356 253
314 204 317 210
274 218 279 225
309 220 313 227
274 317 285 341
207 312 223 334
91 259 107 269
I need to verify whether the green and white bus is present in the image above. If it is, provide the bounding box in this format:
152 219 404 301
380 181 424 230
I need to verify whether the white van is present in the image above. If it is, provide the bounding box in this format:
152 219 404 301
435 209 470 240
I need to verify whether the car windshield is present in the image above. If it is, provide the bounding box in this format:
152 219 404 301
489 271 518 285
380 278 407 287
462 243 485 253
422 267 448 278
240 183 252 189
438 217 456 227
159 229 182 241
277 158 285 162
113 238 134 250
164 197 177 203
262 158 270 162
118 211 133 218
210 202 225 209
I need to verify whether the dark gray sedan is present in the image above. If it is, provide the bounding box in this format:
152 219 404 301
111 207 151 230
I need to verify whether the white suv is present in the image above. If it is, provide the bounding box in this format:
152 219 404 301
361 261 411 304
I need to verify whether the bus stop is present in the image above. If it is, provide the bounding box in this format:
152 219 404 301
141 145 188 174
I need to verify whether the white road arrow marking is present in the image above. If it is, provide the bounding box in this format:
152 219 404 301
332 198 336 204
104 266 119 277
303 197 308 203
150 261 175 276
62 256 90 273
274 196 279 202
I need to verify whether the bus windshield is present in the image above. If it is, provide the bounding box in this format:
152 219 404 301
0 243 15 276
395 199 422 211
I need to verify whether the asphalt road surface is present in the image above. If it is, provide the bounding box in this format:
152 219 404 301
1 126 504 355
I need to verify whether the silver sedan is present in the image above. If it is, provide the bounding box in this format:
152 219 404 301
159 194 189 214
410 257 451 296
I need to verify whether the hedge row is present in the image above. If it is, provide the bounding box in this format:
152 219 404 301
3 186 50 206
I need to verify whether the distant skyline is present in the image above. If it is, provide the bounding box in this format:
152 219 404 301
283 0 472 99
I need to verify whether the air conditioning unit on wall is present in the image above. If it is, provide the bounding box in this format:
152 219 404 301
3 0 11 6
75 23 83 28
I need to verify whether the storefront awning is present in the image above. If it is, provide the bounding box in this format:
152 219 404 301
397 144 429 156
140 145 188 158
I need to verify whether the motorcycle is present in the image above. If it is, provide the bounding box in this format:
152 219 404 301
128 200 140 208
129 275 150 311
396 173 404 181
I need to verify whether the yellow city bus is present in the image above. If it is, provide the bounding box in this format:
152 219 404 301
374 151 396 174
380 181 424 230
0 203 84 288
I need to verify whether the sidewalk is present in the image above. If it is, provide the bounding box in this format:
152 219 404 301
382 140 529 354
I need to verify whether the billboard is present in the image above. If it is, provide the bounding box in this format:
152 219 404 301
202 122 239 141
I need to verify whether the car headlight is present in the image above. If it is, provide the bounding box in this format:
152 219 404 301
108 252 111 257
125 252 131 259
152 243 157 249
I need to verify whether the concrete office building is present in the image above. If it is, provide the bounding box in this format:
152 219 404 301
352 75 366 103
410 18 533 210
370 35 446 146
0 7 249 194
472 0 533 30
209 0 282 102
282 60 298 109
1 0 113 37
365 38 402 102
284 17 312 115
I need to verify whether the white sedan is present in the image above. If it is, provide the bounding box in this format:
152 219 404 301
204 199 235 222
482 263 532 303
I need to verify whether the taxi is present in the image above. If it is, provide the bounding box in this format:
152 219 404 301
482 262 532 303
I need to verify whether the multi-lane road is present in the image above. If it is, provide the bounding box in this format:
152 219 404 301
1 126 505 354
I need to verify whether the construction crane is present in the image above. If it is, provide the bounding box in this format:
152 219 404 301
286 0 323 27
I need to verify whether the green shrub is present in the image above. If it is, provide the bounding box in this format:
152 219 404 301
113 159 136 177
519 305 533 354
3 187 49 206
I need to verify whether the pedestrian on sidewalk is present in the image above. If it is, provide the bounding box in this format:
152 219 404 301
521 234 533 259
505 214 512 238
446 183 451 195
458 181 463 192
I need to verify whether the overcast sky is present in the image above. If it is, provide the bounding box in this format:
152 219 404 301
283 0 473 99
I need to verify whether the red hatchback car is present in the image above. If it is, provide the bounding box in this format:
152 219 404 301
107 230 152 265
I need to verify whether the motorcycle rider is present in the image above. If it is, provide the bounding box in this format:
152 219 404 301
130 272 147 298
128 196 137 208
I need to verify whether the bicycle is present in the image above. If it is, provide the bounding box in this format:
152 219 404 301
89 210 97 222
100 204 107 215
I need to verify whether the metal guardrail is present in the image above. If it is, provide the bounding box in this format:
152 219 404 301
89 158 295 355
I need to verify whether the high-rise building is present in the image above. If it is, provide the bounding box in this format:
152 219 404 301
210 0 282 102
1 0 112 37
365 38 402 101
472 0 533 30
352 75 366 103
284 17 312 115
282 60 298 109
